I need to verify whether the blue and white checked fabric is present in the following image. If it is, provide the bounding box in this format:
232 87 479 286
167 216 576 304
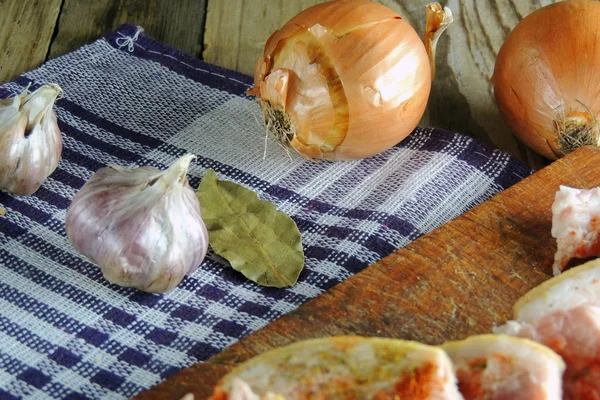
0 24 532 399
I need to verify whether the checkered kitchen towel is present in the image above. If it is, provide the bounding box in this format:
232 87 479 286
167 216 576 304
0 24 532 399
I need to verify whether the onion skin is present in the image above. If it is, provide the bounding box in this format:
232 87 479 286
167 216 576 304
492 0 600 160
250 0 432 161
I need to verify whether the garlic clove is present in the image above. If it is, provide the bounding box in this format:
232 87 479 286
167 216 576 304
0 95 22 127
0 84 63 195
66 154 209 293
0 114 27 188
21 84 62 125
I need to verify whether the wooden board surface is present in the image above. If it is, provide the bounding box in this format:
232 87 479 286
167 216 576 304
0 0 207 84
135 146 600 399
0 0 63 83
48 0 207 60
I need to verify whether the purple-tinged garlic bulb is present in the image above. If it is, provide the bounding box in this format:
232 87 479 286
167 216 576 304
0 84 63 195
66 154 208 293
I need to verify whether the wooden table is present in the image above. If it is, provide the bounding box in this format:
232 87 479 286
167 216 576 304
0 0 559 170
0 1 579 398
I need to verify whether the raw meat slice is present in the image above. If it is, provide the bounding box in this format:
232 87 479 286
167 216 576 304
495 306 600 400
494 259 600 399
513 257 600 322
442 334 564 400
209 336 464 400
552 185 600 275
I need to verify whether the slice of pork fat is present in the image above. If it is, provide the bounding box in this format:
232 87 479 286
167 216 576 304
552 185 600 275
208 336 465 400
496 306 600 400
494 259 600 400
441 334 564 400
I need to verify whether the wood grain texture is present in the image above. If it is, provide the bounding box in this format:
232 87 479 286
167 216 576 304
0 0 63 84
203 0 563 169
136 146 600 400
203 0 326 73
48 0 207 60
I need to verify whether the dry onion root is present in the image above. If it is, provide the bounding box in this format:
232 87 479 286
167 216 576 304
249 0 452 161
492 0 600 160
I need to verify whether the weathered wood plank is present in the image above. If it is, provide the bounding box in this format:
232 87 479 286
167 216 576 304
48 0 207 60
0 0 63 84
203 0 562 169
203 0 326 74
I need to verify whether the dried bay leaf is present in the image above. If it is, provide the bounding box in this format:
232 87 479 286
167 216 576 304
197 169 304 287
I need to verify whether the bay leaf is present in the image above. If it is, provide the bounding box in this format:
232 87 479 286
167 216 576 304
196 169 304 288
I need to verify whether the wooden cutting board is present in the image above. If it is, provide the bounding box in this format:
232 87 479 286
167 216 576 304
135 146 600 400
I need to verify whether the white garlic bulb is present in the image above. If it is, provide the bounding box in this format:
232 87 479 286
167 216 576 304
0 84 63 195
66 154 208 293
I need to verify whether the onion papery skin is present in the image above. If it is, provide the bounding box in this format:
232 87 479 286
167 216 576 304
251 0 431 161
492 0 600 160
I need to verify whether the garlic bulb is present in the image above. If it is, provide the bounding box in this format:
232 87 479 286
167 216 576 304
66 154 208 293
0 84 63 195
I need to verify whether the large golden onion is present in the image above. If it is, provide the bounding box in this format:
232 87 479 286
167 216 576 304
249 0 452 160
493 0 600 160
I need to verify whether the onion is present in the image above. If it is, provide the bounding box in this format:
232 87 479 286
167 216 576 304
249 0 452 160
492 0 600 160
